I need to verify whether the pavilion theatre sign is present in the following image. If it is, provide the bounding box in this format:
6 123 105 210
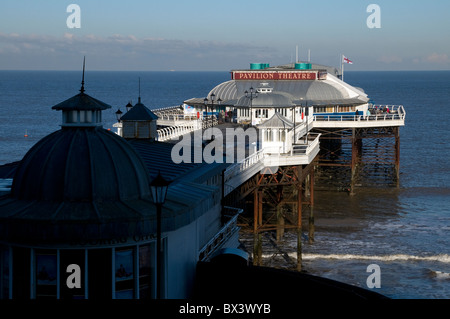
232 71 318 81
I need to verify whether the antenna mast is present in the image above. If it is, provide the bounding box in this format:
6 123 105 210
80 56 86 94
138 77 141 103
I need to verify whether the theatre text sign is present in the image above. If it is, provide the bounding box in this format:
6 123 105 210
232 71 317 81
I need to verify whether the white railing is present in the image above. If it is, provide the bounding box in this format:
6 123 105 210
157 114 198 121
157 122 199 141
224 148 265 183
313 105 405 123
291 133 321 155
156 118 219 141
198 206 243 261
152 105 182 113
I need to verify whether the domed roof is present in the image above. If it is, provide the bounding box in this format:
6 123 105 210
0 68 159 244
12 126 151 202
235 91 296 108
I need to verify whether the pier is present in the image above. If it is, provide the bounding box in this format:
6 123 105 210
111 62 406 272
140 101 405 270
0 62 406 300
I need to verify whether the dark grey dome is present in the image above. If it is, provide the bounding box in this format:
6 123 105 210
0 74 162 244
235 91 296 108
0 126 156 244
12 126 151 202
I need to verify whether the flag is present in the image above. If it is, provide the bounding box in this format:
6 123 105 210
343 55 353 64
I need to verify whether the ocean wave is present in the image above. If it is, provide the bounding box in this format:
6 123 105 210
429 270 450 279
285 253 450 263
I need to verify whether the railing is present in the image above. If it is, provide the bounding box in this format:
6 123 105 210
198 206 243 261
157 122 199 141
152 105 183 113
156 118 219 141
224 149 265 182
201 117 218 129
291 133 321 155
157 114 198 121
313 105 405 122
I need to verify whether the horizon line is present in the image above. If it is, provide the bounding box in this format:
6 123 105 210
1 69 449 72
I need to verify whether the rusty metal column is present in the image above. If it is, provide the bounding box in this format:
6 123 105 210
308 168 315 244
253 189 263 266
253 190 260 266
394 126 400 187
296 166 303 271
350 128 361 195
276 204 285 242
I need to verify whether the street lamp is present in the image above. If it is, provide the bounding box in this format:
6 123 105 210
115 109 123 122
204 93 222 129
245 87 258 125
150 171 171 299
304 101 309 144
203 97 208 130
125 101 133 112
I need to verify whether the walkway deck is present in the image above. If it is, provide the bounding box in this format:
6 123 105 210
313 105 406 128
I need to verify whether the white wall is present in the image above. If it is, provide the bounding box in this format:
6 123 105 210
165 203 222 299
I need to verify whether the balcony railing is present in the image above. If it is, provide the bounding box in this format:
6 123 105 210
313 105 406 123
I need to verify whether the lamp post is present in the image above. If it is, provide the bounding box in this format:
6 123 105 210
125 101 133 112
245 87 258 125
203 97 208 130
150 171 171 299
115 109 123 122
305 101 309 144
204 93 222 130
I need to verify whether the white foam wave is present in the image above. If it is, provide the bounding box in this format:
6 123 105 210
284 253 450 263
430 270 450 279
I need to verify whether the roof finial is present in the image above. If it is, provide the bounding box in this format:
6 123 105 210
138 77 141 103
80 56 86 94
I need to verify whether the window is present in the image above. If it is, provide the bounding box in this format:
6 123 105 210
35 250 57 299
115 248 134 299
265 129 273 142
314 106 326 113
66 110 78 123
139 244 155 299
86 111 93 123
256 109 268 118
60 250 85 299
275 108 287 117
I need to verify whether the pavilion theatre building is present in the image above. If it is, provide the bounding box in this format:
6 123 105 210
185 62 370 126
0 83 239 299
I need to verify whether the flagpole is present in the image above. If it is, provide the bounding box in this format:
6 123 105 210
341 54 344 82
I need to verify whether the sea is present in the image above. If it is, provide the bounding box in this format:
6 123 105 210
0 70 449 299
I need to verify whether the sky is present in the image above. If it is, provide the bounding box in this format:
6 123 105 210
0 0 449 71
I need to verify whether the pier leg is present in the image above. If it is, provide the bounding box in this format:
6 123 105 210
276 204 285 242
308 169 315 244
350 128 362 195
296 171 303 271
252 190 262 266
253 233 262 266
394 127 400 187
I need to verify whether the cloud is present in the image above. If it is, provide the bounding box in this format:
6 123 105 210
377 55 403 64
424 53 449 64
0 32 279 70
